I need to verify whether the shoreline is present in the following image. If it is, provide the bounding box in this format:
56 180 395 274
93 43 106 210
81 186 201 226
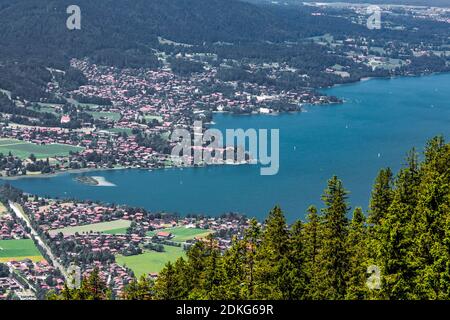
323 70 450 90
1 72 448 182
0 160 251 182
0 166 127 181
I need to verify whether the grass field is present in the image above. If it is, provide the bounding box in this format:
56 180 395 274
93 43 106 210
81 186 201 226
35 106 59 115
102 227 130 235
116 245 185 276
0 239 44 262
49 219 131 236
87 111 121 121
31 103 63 115
0 138 84 159
105 127 135 135
147 226 212 242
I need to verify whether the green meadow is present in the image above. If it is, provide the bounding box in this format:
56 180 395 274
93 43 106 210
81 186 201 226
0 239 44 262
32 103 63 115
87 111 121 121
102 227 130 235
0 139 84 159
105 127 135 135
49 219 131 236
116 245 185 276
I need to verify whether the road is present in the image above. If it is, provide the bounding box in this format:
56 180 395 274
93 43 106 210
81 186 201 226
9 201 68 280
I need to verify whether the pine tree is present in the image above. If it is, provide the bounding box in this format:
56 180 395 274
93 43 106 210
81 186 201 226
244 218 261 298
287 220 307 299
172 257 191 299
367 168 394 299
410 136 450 299
84 268 111 300
317 176 350 299
368 168 394 225
302 205 322 299
154 261 182 300
346 207 369 299
199 236 225 299
48 267 110 300
377 149 421 299
253 206 290 299
122 275 153 300
184 241 208 297
220 237 249 299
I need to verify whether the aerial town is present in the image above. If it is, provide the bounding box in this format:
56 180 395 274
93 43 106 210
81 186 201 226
0 185 249 299
0 0 449 301
0 55 342 178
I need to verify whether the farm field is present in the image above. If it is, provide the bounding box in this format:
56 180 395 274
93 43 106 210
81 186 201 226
147 226 212 242
0 138 84 159
49 219 131 236
116 245 185 276
0 239 44 262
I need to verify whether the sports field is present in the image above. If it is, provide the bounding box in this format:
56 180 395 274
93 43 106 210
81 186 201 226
116 245 185 276
0 139 84 159
49 219 131 236
147 226 212 242
0 239 44 262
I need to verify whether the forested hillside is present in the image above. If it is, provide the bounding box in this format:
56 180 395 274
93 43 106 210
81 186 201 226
1 0 448 101
0 0 362 100
51 136 450 300
0 0 361 67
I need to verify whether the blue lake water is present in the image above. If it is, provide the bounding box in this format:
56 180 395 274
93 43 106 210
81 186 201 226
4 74 450 221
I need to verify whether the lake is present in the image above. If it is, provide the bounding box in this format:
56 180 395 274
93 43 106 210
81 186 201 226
4 74 450 221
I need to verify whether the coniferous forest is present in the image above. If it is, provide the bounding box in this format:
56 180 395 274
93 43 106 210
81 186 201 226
49 136 450 300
